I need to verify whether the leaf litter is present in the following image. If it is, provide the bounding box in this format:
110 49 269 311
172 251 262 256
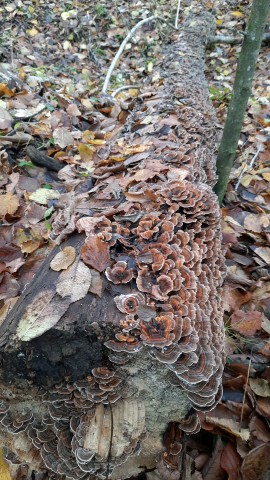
0 0 270 478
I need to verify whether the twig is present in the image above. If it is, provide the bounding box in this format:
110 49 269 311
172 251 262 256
111 84 141 98
25 146 63 172
235 144 262 191
208 32 270 45
175 0 181 29
239 356 252 432
102 16 177 94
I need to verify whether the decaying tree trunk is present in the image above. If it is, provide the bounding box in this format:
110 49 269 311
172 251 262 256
0 12 225 480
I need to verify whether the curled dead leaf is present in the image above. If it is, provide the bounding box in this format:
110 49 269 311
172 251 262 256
81 237 111 272
50 246 76 271
0 192 19 216
249 378 270 397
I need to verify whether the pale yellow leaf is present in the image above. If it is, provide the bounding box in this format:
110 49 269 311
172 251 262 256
0 192 19 216
56 260 92 302
0 449 12 480
262 172 270 181
27 27 39 36
231 10 243 17
78 143 95 161
50 246 76 271
29 188 60 205
16 290 69 341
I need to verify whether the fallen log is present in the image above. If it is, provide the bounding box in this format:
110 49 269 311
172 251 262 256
0 11 225 480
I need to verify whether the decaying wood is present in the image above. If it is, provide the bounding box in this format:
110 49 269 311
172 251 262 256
0 11 225 480
25 146 64 172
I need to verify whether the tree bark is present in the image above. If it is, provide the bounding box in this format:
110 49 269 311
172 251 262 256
0 11 225 480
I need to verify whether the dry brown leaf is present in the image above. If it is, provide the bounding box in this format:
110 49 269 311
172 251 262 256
53 127 74 149
204 415 250 441
250 415 270 442
56 259 92 302
254 246 270 264
0 297 18 325
50 246 76 271
249 378 270 397
88 269 103 297
0 107 13 129
0 273 19 300
230 310 262 337
240 444 270 480
81 236 111 272
220 442 241 480
16 290 69 341
256 397 270 418
0 192 19 216
244 214 262 233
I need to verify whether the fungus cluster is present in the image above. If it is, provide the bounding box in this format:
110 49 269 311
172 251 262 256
2 369 145 479
79 177 225 411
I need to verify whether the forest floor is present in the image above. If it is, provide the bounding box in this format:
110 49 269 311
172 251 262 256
0 0 270 478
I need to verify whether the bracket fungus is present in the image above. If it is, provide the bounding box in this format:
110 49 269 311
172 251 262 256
0 12 225 480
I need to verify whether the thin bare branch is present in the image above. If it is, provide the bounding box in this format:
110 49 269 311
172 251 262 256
102 16 177 94
239 356 252 432
111 85 142 98
175 0 181 29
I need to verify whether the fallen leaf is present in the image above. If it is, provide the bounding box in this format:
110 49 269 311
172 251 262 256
50 246 76 271
220 442 241 480
231 10 243 17
0 83 14 97
204 415 249 441
78 143 95 161
0 448 12 480
56 260 92 302
29 188 60 205
256 397 270 418
253 246 270 264
250 415 270 442
67 103 81 117
244 214 262 233
16 290 69 341
230 310 262 337
26 27 39 36
249 378 270 397
0 297 18 326
0 192 19 216
81 236 111 272
53 127 74 149
262 172 270 181
89 269 103 297
0 106 13 129
240 444 270 480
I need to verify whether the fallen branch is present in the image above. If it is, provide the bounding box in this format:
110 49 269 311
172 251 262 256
208 32 270 45
102 16 177 94
111 84 141 98
25 145 64 172
175 0 182 29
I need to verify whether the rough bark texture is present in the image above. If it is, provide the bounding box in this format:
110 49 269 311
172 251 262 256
0 12 225 480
